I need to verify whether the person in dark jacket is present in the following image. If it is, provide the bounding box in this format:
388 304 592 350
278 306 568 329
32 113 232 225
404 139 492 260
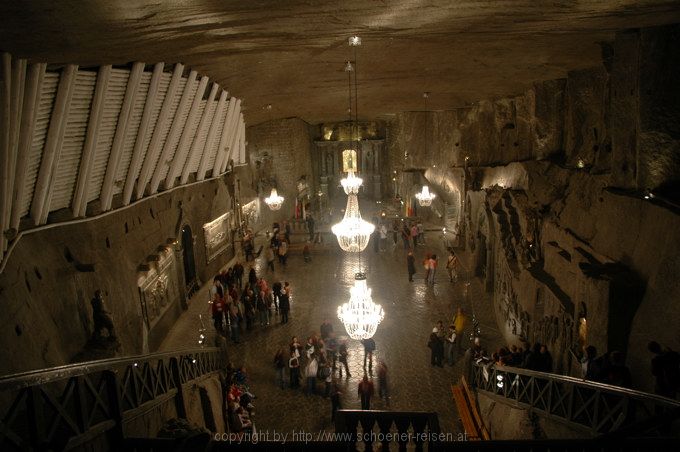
407 251 416 282
428 328 444 367
538 344 553 372
358 375 374 410
361 337 376 371
279 283 290 324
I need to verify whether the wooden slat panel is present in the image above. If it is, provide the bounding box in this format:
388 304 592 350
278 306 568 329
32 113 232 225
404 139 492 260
49 70 97 212
19 72 58 219
202 95 229 178
182 83 218 182
31 64 78 225
164 75 208 190
100 62 145 211
114 71 151 196
148 70 198 194
212 97 239 177
0 53 11 253
196 89 228 181
72 65 111 217
222 112 244 173
11 62 46 229
135 63 184 199
122 63 166 206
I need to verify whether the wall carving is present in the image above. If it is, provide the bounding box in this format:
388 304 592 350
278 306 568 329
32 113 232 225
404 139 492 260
203 212 233 263
138 247 180 329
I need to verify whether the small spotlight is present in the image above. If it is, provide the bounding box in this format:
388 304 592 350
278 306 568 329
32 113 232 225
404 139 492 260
349 36 362 46
192 358 197 364
133 362 138 367
577 158 585 169
443 228 446 233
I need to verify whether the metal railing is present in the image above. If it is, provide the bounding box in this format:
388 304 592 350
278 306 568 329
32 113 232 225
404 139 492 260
0 348 225 450
471 362 680 437
334 409 441 452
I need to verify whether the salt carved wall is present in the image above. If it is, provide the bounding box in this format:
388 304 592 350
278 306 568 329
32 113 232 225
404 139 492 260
0 170 247 374
387 24 680 389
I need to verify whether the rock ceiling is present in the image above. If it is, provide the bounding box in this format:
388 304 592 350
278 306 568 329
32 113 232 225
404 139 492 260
2 0 680 125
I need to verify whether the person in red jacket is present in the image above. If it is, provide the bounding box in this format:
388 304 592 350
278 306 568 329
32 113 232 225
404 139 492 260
211 293 226 333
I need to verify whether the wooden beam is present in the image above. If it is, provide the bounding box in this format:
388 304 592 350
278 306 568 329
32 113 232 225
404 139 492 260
4 58 26 240
122 62 164 206
179 82 218 185
196 90 228 181
221 113 243 174
135 63 184 200
148 70 198 194
212 97 237 177
0 53 12 253
164 75 208 190
100 62 145 212
237 114 246 164
72 65 111 217
11 63 46 229
30 64 78 225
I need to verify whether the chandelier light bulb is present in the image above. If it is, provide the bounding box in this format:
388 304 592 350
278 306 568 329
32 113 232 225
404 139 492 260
416 185 436 207
331 194 374 252
337 273 384 340
340 170 363 194
264 188 284 210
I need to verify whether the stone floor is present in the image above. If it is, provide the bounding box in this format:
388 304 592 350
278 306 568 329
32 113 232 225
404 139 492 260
160 227 504 436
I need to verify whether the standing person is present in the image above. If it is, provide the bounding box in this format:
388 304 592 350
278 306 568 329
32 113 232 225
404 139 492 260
229 302 240 344
320 319 334 340
361 337 376 371
289 337 302 389
248 267 258 288
284 220 292 244
379 223 388 251
446 250 459 283
445 325 457 366
211 276 224 299
401 223 411 250
211 293 226 333
392 220 400 248
274 348 286 389
266 245 275 272
407 251 416 282
648 341 680 399
279 282 291 323
423 253 432 283
272 281 282 313
377 360 389 406
358 375 374 410
539 345 553 372
305 356 318 396
338 338 351 378
278 239 288 267
427 254 438 285
417 221 425 245
233 262 244 289
306 214 315 242
410 223 419 250
257 291 269 326
453 307 468 355
428 327 444 367
331 383 342 421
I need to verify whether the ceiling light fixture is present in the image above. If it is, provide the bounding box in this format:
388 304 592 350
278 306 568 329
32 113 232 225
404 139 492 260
332 194 375 252
416 185 436 207
337 273 384 340
264 188 284 210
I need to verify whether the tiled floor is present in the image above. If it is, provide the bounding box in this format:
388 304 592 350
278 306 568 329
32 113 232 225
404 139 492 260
160 227 504 436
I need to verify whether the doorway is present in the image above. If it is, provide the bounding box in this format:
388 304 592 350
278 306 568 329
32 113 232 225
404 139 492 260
181 225 198 299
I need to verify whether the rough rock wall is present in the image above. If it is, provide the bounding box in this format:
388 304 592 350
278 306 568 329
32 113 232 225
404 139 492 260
246 117 316 221
384 24 680 389
0 177 238 375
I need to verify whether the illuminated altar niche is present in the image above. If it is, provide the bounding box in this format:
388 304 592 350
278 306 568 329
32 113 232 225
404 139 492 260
203 211 233 263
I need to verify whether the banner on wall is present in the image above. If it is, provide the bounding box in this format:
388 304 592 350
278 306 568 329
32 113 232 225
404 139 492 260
203 211 233 263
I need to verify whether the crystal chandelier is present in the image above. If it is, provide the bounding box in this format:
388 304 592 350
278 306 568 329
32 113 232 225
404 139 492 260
341 170 363 194
337 273 384 340
264 188 284 211
332 194 374 252
416 185 435 207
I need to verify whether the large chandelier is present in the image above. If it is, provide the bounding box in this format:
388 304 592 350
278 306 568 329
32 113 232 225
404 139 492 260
264 188 284 210
416 185 435 207
337 273 384 340
341 170 363 194
331 194 374 252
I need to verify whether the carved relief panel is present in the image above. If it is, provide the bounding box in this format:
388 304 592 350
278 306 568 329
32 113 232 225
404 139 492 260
138 247 180 329
203 211 233 263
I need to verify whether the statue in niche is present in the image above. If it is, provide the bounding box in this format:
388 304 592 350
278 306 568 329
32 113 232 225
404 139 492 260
91 290 117 342
511 318 517 336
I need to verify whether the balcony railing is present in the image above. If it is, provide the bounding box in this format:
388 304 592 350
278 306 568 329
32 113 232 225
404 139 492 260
0 348 225 450
471 362 680 437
